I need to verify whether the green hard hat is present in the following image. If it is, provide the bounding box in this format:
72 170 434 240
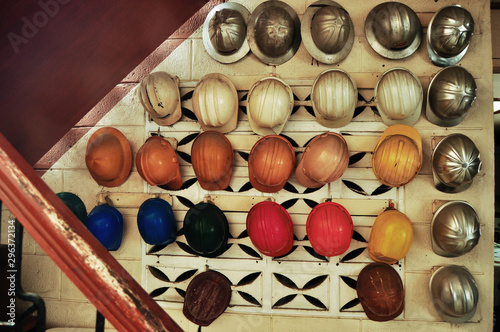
57 192 88 223
183 202 229 258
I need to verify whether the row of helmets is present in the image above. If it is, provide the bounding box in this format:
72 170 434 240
138 66 477 135
84 125 482 194
203 1 474 67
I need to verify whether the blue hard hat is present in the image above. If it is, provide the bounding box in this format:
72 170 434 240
137 198 177 245
86 204 123 251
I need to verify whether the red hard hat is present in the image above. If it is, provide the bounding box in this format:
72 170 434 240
246 201 294 257
306 202 353 256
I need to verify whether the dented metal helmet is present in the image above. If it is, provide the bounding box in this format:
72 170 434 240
247 76 293 136
426 66 476 127
85 127 132 188
183 270 232 326
429 265 478 323
372 125 422 187
203 2 250 63
248 135 295 193
365 2 422 59
432 134 481 193
375 68 423 126
357 263 404 321
192 73 239 133
301 0 354 64
431 201 480 257
191 131 234 191
427 5 474 67
138 72 182 126
295 132 349 188
311 69 357 128
247 0 301 65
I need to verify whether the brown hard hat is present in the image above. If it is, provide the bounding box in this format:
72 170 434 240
85 127 132 187
356 262 404 321
248 135 295 193
295 132 349 188
183 270 232 326
136 136 182 189
191 131 234 190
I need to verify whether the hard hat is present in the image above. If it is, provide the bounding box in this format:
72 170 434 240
183 270 232 326
183 202 229 258
368 208 414 264
431 134 481 193
191 131 234 191
301 0 354 64
375 68 423 126
306 202 353 257
372 125 422 187
247 0 301 65
85 127 132 188
192 73 239 133
137 198 177 246
426 66 476 127
86 204 123 251
356 262 404 321
365 2 422 59
57 192 87 223
431 201 480 257
246 201 294 257
136 136 183 190
247 76 293 136
427 5 474 67
248 135 295 193
137 71 182 126
202 2 251 64
429 265 478 323
311 69 357 128
295 132 349 188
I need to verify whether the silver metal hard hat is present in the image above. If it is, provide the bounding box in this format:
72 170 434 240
365 2 422 59
429 265 478 323
247 0 301 65
301 0 354 64
202 2 251 64
432 134 481 193
427 5 474 67
431 201 480 257
426 66 476 127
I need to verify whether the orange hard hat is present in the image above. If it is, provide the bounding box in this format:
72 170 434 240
248 135 295 193
191 131 234 190
136 136 182 189
85 127 132 187
295 132 349 188
372 124 422 187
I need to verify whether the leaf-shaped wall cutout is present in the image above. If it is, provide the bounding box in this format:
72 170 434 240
181 90 194 101
181 107 197 120
340 298 360 311
302 275 328 290
274 273 298 289
238 291 261 306
357 92 366 102
282 182 298 193
175 269 198 283
237 272 262 286
340 247 367 262
280 134 299 148
304 95 315 117
371 184 392 196
238 244 262 259
303 199 319 209
303 295 327 310
176 241 199 256
303 234 308 241
240 93 248 101
273 294 297 308
176 151 192 164
224 186 234 192
370 106 380 116
303 135 315 148
291 94 300 115
197 326 202 332
303 186 324 194
149 287 169 298
237 230 248 239
238 182 253 192
353 106 366 118
303 246 328 262
178 133 198 146
281 199 298 209
352 230 367 243
176 196 194 209
177 228 184 236
273 245 297 259
342 180 368 196
148 244 168 254
237 151 249 162
148 266 170 282
179 177 198 190
349 152 366 165
340 276 358 290
175 287 186 298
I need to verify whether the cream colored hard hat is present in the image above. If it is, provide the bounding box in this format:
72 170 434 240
192 73 239 134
